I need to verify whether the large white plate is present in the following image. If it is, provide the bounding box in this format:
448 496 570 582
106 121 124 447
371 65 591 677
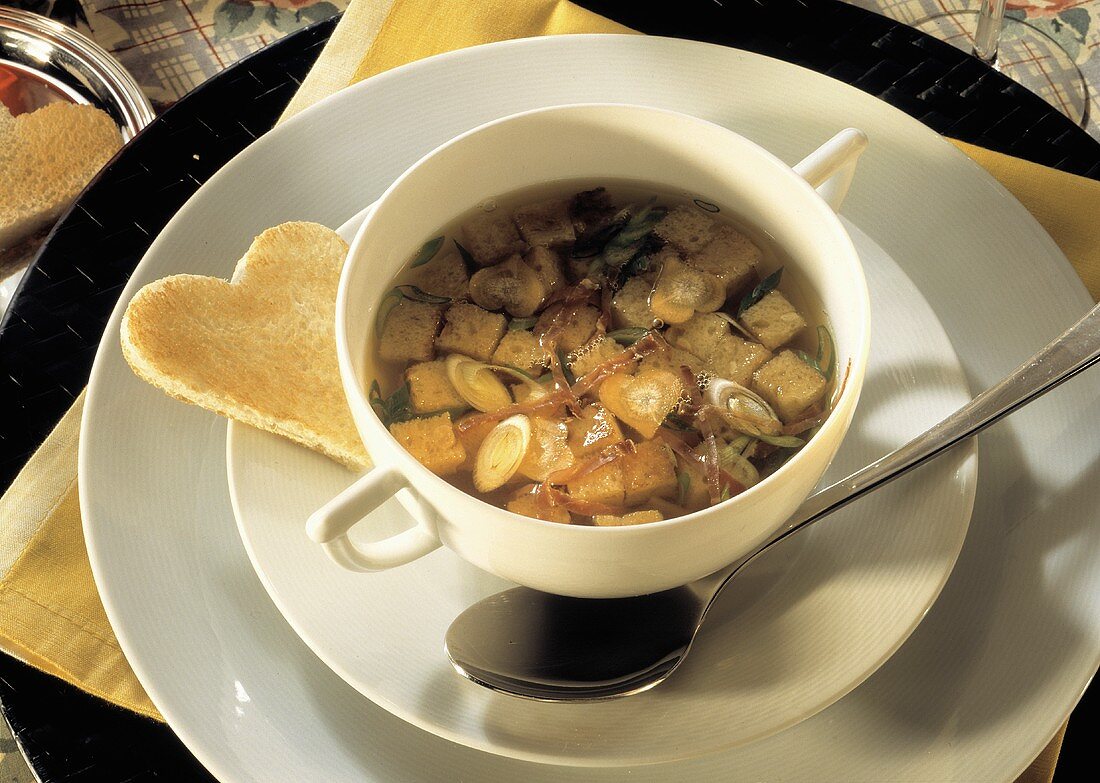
226 216 976 765
80 35 1100 782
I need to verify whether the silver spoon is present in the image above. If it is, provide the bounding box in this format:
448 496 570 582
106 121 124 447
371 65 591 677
445 302 1100 701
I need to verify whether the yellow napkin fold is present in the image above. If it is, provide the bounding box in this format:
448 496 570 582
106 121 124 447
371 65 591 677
0 4 1093 779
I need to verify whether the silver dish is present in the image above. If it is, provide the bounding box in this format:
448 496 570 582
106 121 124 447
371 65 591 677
0 6 154 141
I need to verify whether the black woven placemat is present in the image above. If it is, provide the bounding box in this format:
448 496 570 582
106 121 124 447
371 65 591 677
0 1 1096 780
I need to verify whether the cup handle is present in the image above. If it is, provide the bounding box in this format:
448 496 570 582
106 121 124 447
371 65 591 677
306 465 441 572
792 128 868 212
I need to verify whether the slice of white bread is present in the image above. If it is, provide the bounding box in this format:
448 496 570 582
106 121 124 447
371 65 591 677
0 101 123 250
121 222 371 471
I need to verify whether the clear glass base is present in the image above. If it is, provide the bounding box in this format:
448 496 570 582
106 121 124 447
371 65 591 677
913 10 1090 128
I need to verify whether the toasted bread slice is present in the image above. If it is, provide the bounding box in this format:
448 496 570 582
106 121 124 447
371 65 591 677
0 102 123 250
121 222 370 471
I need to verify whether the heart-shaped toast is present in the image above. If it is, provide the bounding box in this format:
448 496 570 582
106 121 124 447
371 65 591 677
1 102 122 251
598 369 683 439
121 221 369 470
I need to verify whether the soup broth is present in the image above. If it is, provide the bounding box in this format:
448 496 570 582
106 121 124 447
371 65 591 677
370 180 838 526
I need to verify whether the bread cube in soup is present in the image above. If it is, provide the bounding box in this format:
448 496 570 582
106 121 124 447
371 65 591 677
524 246 566 296
566 404 625 458
654 206 715 254
405 360 466 412
569 335 632 379
405 249 469 299
389 413 465 475
436 302 506 362
567 460 625 506
752 350 826 422
740 290 806 350
649 498 691 519
535 304 600 353
593 510 663 526
461 211 525 267
611 276 656 329
569 187 616 235
491 330 549 375
707 334 773 386
455 413 497 472
379 300 442 363
690 225 760 295
507 492 571 523
621 441 678 505
666 313 729 363
514 198 576 247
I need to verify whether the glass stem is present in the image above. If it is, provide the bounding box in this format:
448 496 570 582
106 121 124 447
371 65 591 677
972 0 1008 64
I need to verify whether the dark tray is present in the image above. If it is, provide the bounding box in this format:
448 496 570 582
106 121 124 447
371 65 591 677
0 1 1095 780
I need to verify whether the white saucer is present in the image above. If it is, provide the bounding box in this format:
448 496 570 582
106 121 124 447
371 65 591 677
81 35 1100 782
226 215 976 766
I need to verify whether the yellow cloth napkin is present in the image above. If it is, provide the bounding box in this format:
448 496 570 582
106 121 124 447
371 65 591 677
0 1 1094 778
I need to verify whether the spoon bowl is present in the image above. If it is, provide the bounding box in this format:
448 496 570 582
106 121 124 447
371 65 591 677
446 582 712 700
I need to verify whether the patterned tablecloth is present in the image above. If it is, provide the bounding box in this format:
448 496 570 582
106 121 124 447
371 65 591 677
3 0 1100 135
0 0 1095 780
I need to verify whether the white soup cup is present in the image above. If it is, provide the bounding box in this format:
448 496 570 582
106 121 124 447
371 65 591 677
308 104 870 598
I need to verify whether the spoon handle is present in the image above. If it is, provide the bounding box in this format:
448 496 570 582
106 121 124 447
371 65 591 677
704 302 1100 593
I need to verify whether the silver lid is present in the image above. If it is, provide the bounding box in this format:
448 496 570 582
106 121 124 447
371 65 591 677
0 6 154 141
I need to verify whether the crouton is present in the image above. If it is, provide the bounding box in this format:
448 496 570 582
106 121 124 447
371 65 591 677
654 205 714 254
752 350 827 422
518 417 575 481
514 198 576 247
461 210 525 266
611 276 656 329
535 303 600 353
566 404 625 458
436 302 506 362
378 300 442 363
389 412 465 475
455 413 497 472
491 329 549 375
524 246 566 297
708 333 773 386
404 249 469 299
507 492 571 523
569 187 616 235
569 334 633 379
689 225 760 295
405 360 466 413
740 290 806 350
649 498 692 519
621 441 678 505
567 460 625 506
593 510 663 526
666 313 729 362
